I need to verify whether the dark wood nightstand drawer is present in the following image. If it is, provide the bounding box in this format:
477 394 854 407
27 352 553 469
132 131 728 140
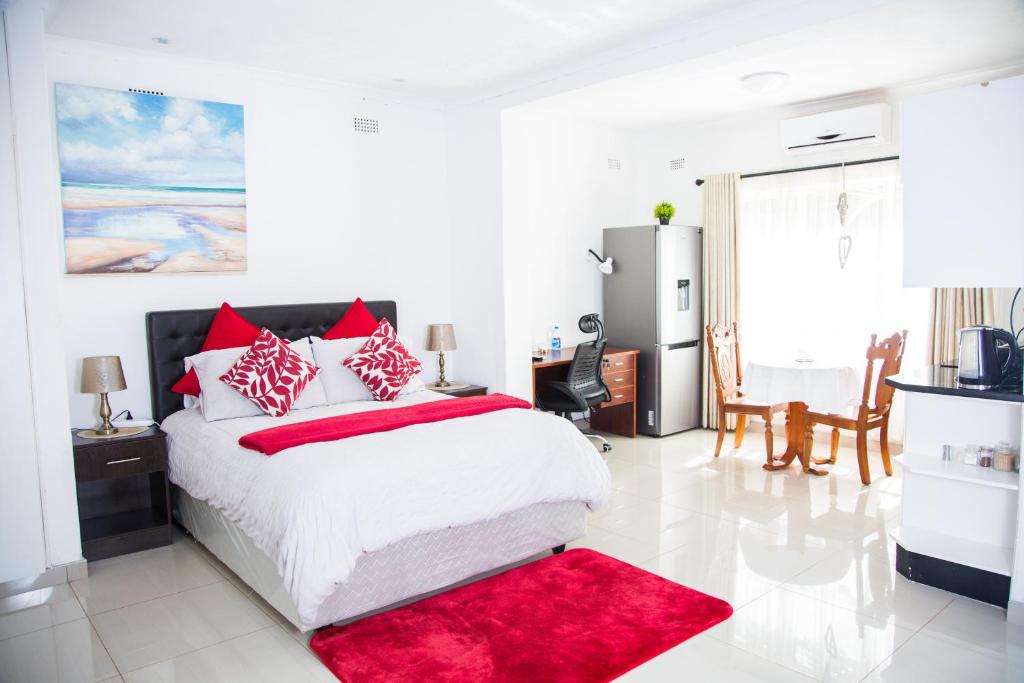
74 438 166 483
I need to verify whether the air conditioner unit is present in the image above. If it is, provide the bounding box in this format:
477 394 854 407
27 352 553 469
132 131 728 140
780 103 891 154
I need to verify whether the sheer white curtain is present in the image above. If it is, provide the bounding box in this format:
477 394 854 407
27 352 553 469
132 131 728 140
738 161 928 422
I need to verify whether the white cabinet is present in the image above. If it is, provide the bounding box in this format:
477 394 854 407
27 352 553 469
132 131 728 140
902 75 1024 287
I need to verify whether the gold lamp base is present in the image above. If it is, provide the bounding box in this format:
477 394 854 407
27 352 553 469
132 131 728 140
77 426 147 440
429 381 469 392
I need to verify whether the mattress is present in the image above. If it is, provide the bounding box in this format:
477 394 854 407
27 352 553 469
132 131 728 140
174 486 587 631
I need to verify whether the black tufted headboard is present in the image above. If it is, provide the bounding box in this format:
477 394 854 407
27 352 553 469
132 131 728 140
145 300 397 423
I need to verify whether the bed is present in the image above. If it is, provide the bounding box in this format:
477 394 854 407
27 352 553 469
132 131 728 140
146 301 610 632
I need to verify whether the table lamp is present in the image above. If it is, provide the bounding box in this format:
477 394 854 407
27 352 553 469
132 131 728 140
425 324 456 388
81 356 126 436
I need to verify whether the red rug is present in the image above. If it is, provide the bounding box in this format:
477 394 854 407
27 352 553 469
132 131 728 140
310 548 733 682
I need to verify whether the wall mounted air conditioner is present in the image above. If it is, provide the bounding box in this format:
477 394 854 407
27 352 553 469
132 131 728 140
780 103 891 154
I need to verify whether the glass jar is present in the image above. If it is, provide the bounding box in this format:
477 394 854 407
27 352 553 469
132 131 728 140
962 444 979 466
978 446 994 468
994 442 1018 473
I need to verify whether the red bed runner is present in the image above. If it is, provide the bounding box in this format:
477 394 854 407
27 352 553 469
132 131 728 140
310 548 733 682
239 393 531 455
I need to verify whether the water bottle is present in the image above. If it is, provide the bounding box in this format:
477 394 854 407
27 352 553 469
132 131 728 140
549 325 562 351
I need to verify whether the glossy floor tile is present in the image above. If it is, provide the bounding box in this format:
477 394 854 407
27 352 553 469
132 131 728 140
707 586 915 682
0 584 86 640
70 541 222 616
90 581 274 672
121 626 334 682
0 617 117 682
862 630 1024 682
619 631 818 682
3 427 1019 681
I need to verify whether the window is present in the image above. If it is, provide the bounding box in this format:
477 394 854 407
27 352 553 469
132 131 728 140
738 160 927 374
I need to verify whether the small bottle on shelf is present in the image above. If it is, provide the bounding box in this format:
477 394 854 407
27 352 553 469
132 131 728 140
549 325 562 351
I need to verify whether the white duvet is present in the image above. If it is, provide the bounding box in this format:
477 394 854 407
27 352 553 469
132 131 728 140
161 391 610 626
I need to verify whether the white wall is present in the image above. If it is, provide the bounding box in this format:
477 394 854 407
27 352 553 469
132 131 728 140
45 39 455 427
902 75 1024 288
444 105 509 394
631 99 902 226
502 110 640 351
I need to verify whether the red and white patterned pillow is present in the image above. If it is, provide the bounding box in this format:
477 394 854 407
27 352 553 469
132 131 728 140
342 318 422 401
220 328 321 417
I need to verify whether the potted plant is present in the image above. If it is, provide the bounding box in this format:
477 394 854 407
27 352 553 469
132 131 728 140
654 202 675 225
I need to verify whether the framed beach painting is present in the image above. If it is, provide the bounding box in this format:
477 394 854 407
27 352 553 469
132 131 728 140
54 83 246 274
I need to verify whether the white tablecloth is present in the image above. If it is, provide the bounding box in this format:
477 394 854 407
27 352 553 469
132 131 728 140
743 359 861 415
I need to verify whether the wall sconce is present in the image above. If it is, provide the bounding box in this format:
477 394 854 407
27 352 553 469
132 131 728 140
588 249 614 275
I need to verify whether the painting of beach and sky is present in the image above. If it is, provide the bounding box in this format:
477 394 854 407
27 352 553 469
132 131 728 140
55 83 246 274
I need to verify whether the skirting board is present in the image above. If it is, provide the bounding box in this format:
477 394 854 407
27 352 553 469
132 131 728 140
896 543 1010 608
0 559 88 598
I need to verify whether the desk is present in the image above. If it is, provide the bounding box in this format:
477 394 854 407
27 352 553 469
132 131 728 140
532 346 641 437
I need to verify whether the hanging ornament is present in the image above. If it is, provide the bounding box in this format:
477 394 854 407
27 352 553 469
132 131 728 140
837 162 851 268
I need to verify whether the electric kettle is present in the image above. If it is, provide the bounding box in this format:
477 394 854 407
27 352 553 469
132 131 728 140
957 326 1021 390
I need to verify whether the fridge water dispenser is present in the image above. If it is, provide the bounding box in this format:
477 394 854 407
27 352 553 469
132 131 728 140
677 279 691 312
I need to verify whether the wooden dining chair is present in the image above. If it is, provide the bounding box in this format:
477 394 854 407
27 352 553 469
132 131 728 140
706 322 788 460
803 330 908 485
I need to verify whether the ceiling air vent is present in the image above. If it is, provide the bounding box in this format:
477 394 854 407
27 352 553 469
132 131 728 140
607 158 622 171
128 88 164 96
669 158 685 170
354 116 380 134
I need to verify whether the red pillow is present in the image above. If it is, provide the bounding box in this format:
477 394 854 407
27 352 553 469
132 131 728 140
171 303 260 396
220 328 320 417
342 318 423 401
322 298 379 340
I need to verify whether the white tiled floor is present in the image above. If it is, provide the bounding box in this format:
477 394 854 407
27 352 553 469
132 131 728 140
2 428 1022 681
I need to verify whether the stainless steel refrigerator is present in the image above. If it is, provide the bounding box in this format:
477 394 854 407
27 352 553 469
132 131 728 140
602 225 702 436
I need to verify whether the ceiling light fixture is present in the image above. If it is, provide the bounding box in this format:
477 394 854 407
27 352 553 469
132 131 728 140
152 36 170 45
739 71 790 94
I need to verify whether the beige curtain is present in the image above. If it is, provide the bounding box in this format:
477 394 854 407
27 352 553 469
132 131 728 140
927 289 997 364
702 173 741 429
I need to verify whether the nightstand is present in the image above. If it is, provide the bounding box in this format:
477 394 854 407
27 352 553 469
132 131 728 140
72 426 172 561
432 384 487 398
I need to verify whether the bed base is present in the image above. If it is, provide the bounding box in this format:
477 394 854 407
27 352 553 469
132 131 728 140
172 486 587 631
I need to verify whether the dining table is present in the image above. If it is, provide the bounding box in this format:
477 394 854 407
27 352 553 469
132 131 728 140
742 357 861 475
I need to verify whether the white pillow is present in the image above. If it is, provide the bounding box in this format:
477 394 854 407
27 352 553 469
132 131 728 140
286 338 330 410
186 338 327 422
311 336 425 404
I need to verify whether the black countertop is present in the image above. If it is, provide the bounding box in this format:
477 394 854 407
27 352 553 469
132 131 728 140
886 366 1024 403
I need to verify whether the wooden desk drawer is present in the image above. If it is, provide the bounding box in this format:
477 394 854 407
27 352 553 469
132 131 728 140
602 368 634 388
602 385 634 407
602 353 635 373
75 440 166 483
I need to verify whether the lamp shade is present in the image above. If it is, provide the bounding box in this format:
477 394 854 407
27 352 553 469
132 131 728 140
425 324 457 352
81 356 126 394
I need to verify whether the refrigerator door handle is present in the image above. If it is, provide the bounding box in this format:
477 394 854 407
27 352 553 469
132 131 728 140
661 340 700 350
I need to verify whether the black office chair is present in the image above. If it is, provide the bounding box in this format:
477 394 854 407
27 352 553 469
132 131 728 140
536 314 613 453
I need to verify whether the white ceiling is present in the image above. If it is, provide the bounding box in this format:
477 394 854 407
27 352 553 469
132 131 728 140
525 0 1024 126
42 0 754 100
